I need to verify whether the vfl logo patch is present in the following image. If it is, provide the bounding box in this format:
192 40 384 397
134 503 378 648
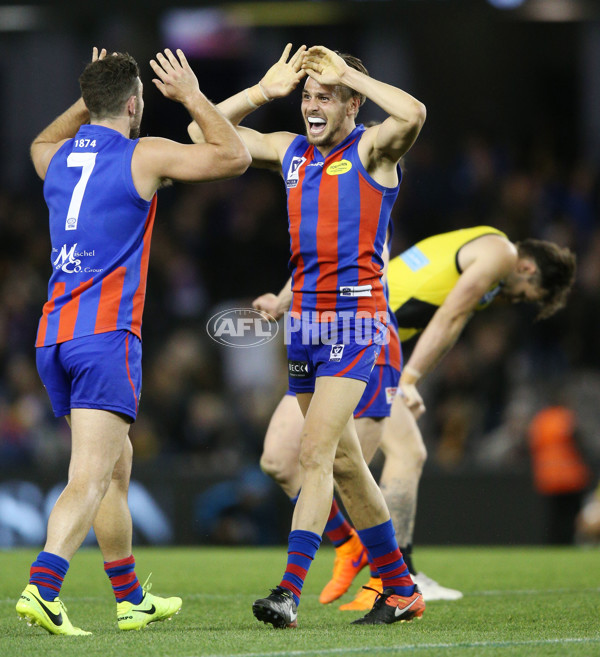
329 344 344 362
289 360 310 378
385 386 398 405
326 159 352 176
286 156 306 188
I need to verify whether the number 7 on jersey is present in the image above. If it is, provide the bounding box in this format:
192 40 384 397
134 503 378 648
65 152 97 230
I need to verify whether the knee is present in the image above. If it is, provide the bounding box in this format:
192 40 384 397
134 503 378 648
111 439 133 487
383 429 428 473
411 441 428 472
66 471 112 504
333 444 362 481
333 455 357 481
299 439 334 475
260 451 294 488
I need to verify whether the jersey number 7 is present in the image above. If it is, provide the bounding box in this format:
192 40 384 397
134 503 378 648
65 152 97 231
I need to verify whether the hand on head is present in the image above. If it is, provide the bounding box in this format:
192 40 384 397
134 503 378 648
302 46 349 87
92 47 107 62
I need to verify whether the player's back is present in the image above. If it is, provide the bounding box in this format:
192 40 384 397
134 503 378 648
388 226 506 341
37 124 156 347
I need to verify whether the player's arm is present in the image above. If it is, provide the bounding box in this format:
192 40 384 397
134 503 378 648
30 47 107 180
188 125 296 172
187 43 306 170
253 277 293 320
133 49 251 199
400 240 517 417
302 46 426 164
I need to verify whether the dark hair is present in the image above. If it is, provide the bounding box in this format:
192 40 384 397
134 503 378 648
79 53 140 119
335 52 368 107
516 239 576 320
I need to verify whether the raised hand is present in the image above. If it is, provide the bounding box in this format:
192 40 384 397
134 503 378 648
150 48 200 104
259 43 307 100
302 45 349 87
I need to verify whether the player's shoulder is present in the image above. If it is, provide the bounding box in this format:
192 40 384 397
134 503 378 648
463 233 517 272
272 130 303 152
473 232 516 255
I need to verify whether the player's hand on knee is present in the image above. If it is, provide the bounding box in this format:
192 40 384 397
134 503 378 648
398 382 426 419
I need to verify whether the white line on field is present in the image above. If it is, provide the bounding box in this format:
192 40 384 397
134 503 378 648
191 637 600 657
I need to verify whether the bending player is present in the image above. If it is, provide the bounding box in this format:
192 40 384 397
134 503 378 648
255 225 576 609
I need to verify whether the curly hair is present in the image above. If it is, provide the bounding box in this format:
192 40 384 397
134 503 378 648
79 53 140 119
516 239 576 320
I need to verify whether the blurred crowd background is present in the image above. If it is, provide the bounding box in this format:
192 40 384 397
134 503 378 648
1 0 599 547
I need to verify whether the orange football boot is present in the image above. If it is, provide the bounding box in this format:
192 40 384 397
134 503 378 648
319 529 369 604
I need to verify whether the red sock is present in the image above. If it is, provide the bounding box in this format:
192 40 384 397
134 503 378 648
324 498 354 547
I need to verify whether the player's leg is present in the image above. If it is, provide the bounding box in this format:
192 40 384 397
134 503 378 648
95 438 182 630
380 395 462 600
261 390 362 599
332 406 424 624
379 395 426 562
318 415 382 604
93 436 134 561
340 397 425 610
253 376 366 628
260 389 367 605
47 409 130 558
320 363 398 608
17 407 129 636
259 392 304 499
89 334 182 631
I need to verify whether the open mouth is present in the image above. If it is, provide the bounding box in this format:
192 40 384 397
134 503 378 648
307 116 327 136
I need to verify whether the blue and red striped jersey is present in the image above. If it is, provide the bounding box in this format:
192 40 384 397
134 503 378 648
36 125 156 347
282 125 400 320
376 302 402 370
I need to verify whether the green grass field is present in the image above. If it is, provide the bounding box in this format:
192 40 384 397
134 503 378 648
1 546 599 656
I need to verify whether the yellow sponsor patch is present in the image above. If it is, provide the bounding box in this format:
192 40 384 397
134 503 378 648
326 160 352 175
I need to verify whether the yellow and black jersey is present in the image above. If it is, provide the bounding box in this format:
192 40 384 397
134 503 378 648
388 226 507 342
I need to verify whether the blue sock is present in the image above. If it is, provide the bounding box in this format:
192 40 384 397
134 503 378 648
29 551 69 601
104 555 143 605
357 520 414 596
280 529 321 606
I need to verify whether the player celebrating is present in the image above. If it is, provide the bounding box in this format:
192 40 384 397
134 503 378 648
16 47 250 635
190 43 426 626
255 226 576 609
